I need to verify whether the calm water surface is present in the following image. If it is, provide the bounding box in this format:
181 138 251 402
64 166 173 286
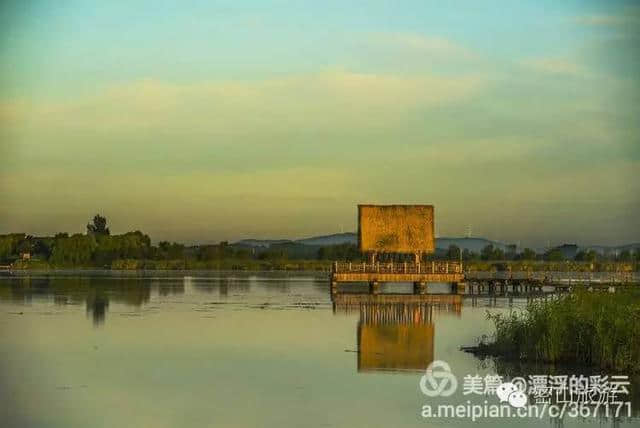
0 272 637 427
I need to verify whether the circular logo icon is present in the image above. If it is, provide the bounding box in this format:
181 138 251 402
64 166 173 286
419 360 458 397
496 380 529 408
508 390 528 408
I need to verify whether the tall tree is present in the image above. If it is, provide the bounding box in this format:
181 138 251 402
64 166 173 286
520 248 537 260
87 214 110 236
446 245 461 260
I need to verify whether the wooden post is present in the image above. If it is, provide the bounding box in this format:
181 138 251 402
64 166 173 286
369 281 380 294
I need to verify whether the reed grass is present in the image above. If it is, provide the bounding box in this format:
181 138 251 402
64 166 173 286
481 291 640 372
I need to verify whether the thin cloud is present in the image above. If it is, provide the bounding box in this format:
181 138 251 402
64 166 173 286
0 71 485 137
367 32 479 60
520 58 588 77
574 7 640 28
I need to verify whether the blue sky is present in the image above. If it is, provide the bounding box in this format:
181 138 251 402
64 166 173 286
1 1 639 246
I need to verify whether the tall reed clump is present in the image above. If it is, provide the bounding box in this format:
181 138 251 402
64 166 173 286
484 291 640 372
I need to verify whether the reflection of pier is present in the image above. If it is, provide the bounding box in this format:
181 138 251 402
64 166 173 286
332 291 462 373
332 293 462 318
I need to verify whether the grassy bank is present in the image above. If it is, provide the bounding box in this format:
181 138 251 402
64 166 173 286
475 291 640 372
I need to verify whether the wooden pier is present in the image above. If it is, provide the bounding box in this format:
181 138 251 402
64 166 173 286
330 262 638 295
463 271 638 295
330 261 464 293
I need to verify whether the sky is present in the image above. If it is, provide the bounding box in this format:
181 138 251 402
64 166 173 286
1 1 639 247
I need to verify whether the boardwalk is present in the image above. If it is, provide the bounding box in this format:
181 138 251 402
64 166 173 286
330 261 639 295
464 270 639 294
330 261 464 293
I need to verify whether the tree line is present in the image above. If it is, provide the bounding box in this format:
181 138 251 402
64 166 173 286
1 214 638 268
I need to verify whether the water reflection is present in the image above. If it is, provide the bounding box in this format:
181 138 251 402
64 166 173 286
0 274 639 427
0 275 188 326
190 275 251 296
332 291 461 373
85 289 109 326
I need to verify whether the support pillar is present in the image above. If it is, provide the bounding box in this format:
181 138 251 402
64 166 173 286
369 281 380 294
413 281 427 295
330 280 338 294
456 282 466 295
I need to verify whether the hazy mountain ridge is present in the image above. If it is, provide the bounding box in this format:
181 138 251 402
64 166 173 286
235 233 639 254
235 233 513 252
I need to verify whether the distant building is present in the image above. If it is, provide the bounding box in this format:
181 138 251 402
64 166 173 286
553 244 578 260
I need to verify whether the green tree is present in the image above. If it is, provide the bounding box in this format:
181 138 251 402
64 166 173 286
461 249 477 261
93 231 151 264
0 233 26 261
16 235 35 254
575 250 597 262
446 245 461 260
618 250 631 262
520 248 537 260
87 214 110 236
481 244 505 261
481 244 494 260
50 234 97 266
545 249 564 262
33 238 53 259
157 241 184 259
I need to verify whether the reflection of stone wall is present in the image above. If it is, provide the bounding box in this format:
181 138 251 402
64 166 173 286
358 323 434 372
358 205 434 254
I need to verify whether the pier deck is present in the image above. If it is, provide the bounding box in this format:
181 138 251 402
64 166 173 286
331 261 463 284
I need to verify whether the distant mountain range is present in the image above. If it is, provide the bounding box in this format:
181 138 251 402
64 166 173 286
235 233 515 253
235 233 639 255
235 233 355 248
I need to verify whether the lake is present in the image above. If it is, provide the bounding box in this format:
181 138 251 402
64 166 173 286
0 272 637 427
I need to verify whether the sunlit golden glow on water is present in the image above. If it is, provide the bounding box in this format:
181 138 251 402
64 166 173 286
0 273 637 427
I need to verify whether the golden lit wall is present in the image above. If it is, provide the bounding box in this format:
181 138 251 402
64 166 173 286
358 205 435 254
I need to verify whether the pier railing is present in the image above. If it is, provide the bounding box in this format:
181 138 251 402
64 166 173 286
465 270 638 284
332 261 463 275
